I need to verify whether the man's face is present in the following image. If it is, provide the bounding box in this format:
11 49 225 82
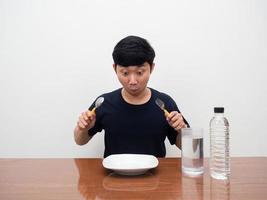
114 62 154 96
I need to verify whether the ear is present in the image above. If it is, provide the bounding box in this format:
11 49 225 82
112 64 117 72
150 63 155 73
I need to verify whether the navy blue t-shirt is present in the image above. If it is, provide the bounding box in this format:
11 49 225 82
88 88 189 158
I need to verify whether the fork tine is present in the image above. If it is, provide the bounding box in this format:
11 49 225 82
155 98 165 110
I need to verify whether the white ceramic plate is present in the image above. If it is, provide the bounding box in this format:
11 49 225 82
102 154 159 176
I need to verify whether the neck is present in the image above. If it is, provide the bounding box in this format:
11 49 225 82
121 88 151 105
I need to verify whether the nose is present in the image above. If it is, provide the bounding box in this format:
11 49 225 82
129 74 137 84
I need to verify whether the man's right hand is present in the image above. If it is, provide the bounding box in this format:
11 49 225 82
76 110 96 132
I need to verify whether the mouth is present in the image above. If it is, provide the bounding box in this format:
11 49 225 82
127 87 140 94
128 85 139 90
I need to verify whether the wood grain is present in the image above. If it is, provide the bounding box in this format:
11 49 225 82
0 157 266 199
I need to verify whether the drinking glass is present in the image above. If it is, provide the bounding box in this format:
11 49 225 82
181 128 204 177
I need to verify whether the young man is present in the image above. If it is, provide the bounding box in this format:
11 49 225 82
74 35 189 158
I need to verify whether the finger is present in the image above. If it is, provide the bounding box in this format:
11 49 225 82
176 121 187 131
174 114 184 125
166 111 176 121
171 120 180 129
82 112 88 121
79 117 88 127
80 112 92 124
168 113 182 125
171 114 181 123
82 111 95 123
77 121 85 129
169 115 185 128
168 111 182 121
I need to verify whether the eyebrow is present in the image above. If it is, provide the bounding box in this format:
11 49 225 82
137 64 145 67
119 68 128 72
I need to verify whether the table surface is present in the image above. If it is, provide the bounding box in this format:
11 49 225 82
0 157 266 200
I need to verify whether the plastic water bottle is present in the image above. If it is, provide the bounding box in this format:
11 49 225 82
209 107 230 180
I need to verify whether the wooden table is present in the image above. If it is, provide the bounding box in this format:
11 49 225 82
0 158 266 200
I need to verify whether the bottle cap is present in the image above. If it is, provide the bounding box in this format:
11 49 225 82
214 107 224 113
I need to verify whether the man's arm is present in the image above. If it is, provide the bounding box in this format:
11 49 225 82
74 110 96 145
74 126 93 145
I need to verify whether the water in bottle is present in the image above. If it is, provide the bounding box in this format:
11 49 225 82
209 107 230 180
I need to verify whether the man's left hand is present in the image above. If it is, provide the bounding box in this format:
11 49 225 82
166 111 187 131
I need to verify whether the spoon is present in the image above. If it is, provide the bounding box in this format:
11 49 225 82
155 98 170 116
87 97 104 115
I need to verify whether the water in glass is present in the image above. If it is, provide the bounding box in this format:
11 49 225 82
182 128 204 177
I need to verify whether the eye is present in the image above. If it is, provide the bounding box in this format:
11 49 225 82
137 71 143 76
122 71 128 76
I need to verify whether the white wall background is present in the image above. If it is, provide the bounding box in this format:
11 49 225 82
0 0 266 158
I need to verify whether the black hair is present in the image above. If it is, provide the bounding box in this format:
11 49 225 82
112 35 155 67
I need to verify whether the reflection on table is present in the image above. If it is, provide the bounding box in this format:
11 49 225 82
74 158 181 199
0 158 266 199
210 178 230 200
182 175 204 200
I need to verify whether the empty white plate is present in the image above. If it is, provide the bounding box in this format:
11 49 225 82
102 154 159 176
